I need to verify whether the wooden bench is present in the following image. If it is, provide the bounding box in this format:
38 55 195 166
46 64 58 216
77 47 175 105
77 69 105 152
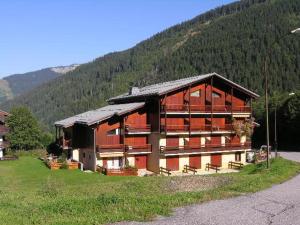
228 161 244 169
205 163 220 173
182 165 197 175
160 167 171 176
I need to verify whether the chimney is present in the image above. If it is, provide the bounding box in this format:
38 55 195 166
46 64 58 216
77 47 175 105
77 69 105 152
129 87 139 95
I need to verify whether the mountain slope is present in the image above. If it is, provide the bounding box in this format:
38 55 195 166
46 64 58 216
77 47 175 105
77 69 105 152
0 64 79 103
2 0 300 129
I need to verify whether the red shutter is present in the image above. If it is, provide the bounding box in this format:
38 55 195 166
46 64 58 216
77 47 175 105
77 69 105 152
211 154 222 167
135 155 147 169
211 136 221 145
189 155 201 169
189 137 201 147
166 156 179 171
166 137 179 147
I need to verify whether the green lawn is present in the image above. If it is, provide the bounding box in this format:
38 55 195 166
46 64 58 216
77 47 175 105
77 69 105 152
0 156 299 225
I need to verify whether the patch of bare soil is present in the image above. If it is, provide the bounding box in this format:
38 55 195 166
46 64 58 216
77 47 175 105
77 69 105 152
164 175 232 193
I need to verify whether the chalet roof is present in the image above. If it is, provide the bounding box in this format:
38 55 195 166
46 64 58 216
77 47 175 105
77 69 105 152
55 102 145 128
108 72 259 102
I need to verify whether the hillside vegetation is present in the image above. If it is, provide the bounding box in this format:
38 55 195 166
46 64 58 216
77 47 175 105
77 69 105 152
2 0 300 129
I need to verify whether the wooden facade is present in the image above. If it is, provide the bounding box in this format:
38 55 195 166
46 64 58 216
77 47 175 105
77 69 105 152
55 73 258 174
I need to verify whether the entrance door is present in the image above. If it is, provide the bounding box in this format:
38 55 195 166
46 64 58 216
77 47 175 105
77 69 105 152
107 157 122 169
135 155 147 169
211 153 222 167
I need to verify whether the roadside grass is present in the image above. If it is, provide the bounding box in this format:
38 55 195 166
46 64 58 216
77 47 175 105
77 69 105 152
0 156 299 225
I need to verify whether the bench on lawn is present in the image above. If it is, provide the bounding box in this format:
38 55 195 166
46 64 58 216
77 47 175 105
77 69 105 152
160 167 171 176
182 165 197 175
228 161 244 169
205 163 220 173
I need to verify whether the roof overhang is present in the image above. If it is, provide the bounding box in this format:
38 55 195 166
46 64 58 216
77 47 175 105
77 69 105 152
54 102 145 128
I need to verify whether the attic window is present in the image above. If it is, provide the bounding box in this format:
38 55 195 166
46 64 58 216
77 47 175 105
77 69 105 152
191 90 201 97
212 91 221 98
107 128 120 136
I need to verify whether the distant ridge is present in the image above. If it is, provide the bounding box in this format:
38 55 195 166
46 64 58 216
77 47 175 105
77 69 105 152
0 64 79 103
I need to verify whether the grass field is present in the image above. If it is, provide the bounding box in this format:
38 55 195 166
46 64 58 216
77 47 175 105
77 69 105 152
0 156 299 225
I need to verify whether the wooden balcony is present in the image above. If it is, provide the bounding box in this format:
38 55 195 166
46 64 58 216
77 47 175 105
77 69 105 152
161 104 251 113
125 144 152 154
97 144 125 153
161 124 189 133
161 124 233 133
125 124 151 134
160 142 251 155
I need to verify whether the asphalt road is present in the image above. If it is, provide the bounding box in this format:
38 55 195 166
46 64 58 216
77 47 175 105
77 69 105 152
115 152 300 225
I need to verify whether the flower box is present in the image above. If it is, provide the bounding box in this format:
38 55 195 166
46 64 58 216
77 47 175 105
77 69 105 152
47 161 62 170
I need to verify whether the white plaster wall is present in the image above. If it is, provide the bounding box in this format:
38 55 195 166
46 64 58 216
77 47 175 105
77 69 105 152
179 137 185 146
159 138 166 147
221 136 226 146
241 151 246 163
72 149 79 161
159 157 166 168
241 135 246 144
179 156 189 171
127 156 135 167
201 154 210 170
221 153 236 168
96 159 102 166
201 137 206 147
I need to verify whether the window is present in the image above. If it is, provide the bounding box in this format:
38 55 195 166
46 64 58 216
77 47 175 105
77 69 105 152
83 153 86 158
235 152 241 161
107 128 120 136
212 91 221 98
191 90 201 97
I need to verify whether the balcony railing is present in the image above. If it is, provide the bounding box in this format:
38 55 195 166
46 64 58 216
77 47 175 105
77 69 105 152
97 144 125 153
161 124 189 132
160 142 251 154
125 144 152 154
161 124 233 133
125 124 151 133
161 104 251 113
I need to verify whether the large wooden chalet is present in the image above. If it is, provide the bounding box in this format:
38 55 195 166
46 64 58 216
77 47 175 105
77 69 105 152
55 73 259 174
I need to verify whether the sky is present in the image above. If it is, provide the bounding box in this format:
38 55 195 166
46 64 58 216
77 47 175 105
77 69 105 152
0 0 236 77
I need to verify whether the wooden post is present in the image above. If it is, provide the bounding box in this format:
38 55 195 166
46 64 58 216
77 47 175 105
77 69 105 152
250 98 253 118
55 126 57 143
122 117 126 166
204 82 207 113
189 85 191 135
211 77 213 134
231 87 233 116
164 95 167 133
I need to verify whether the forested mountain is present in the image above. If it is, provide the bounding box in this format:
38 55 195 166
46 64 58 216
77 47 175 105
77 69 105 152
2 0 300 130
0 64 79 103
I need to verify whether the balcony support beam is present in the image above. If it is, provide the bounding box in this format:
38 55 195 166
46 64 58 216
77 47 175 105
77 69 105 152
188 84 191 135
164 94 167 133
211 76 213 134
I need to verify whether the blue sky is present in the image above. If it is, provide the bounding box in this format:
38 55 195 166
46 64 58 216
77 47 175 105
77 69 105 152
0 0 236 77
